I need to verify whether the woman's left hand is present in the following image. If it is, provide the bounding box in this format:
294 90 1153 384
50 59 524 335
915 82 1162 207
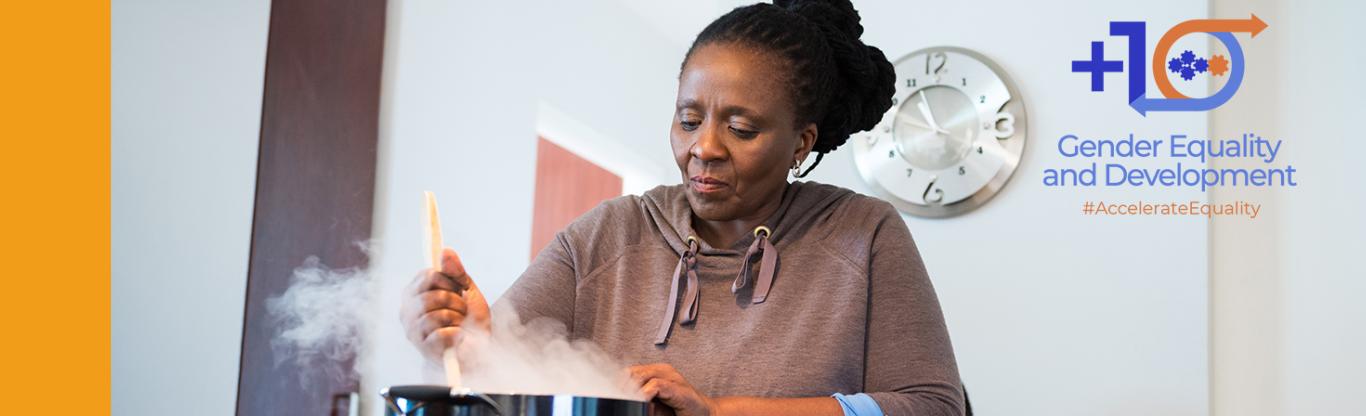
629 363 720 416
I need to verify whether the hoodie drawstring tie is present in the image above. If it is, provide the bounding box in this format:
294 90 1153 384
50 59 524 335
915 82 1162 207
655 236 700 345
655 227 779 345
733 226 777 304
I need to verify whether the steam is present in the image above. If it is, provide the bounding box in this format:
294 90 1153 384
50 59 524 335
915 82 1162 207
267 255 644 401
457 302 644 401
266 256 377 386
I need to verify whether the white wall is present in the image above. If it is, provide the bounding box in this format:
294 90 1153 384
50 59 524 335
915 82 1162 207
1209 1 1366 415
368 1 1212 415
110 0 270 415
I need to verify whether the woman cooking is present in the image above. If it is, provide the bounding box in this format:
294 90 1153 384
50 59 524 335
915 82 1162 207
399 1 964 414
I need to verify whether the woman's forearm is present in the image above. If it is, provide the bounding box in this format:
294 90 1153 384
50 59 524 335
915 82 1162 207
713 396 843 416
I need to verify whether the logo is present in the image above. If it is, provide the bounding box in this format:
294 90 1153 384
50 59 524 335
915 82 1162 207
1071 15 1267 115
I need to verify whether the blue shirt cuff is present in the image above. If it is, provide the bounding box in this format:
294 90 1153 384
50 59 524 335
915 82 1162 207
832 392 883 416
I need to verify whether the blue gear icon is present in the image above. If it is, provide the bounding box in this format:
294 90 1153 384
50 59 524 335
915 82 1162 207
1168 57 1184 73
1168 50 1209 82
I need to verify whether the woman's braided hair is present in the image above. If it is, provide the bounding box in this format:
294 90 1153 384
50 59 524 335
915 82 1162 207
682 0 895 177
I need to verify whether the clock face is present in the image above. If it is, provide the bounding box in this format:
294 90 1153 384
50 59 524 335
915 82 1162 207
852 46 1027 218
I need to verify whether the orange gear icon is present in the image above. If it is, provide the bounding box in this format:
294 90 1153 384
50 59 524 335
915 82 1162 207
1208 54 1230 77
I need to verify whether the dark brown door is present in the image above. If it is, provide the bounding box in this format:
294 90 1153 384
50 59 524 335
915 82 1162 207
236 0 387 414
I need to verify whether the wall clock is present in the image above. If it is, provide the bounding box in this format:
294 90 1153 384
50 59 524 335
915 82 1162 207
852 46 1027 218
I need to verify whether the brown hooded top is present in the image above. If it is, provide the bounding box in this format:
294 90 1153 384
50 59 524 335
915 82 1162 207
497 180 964 415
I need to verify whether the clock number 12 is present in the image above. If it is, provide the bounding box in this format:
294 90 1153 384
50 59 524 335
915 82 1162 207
925 52 946 75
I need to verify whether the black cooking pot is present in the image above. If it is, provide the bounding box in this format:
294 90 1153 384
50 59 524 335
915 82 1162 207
381 385 655 416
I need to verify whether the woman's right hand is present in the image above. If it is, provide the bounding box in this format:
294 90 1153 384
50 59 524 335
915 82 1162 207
400 247 491 365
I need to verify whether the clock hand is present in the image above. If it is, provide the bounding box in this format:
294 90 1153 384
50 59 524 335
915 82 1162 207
916 91 950 135
897 114 934 131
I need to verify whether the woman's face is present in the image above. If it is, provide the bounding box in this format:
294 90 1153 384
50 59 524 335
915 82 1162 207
671 43 816 222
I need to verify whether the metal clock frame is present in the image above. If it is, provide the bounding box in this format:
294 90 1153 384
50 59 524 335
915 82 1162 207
854 46 1027 218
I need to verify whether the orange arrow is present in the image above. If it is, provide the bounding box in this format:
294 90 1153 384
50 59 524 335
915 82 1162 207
1153 14 1268 99
1170 14 1267 38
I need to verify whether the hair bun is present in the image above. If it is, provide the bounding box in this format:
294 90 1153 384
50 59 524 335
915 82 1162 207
775 0 863 39
777 0 895 154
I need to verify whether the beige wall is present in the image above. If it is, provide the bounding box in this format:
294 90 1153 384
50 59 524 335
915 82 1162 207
1209 1 1366 415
